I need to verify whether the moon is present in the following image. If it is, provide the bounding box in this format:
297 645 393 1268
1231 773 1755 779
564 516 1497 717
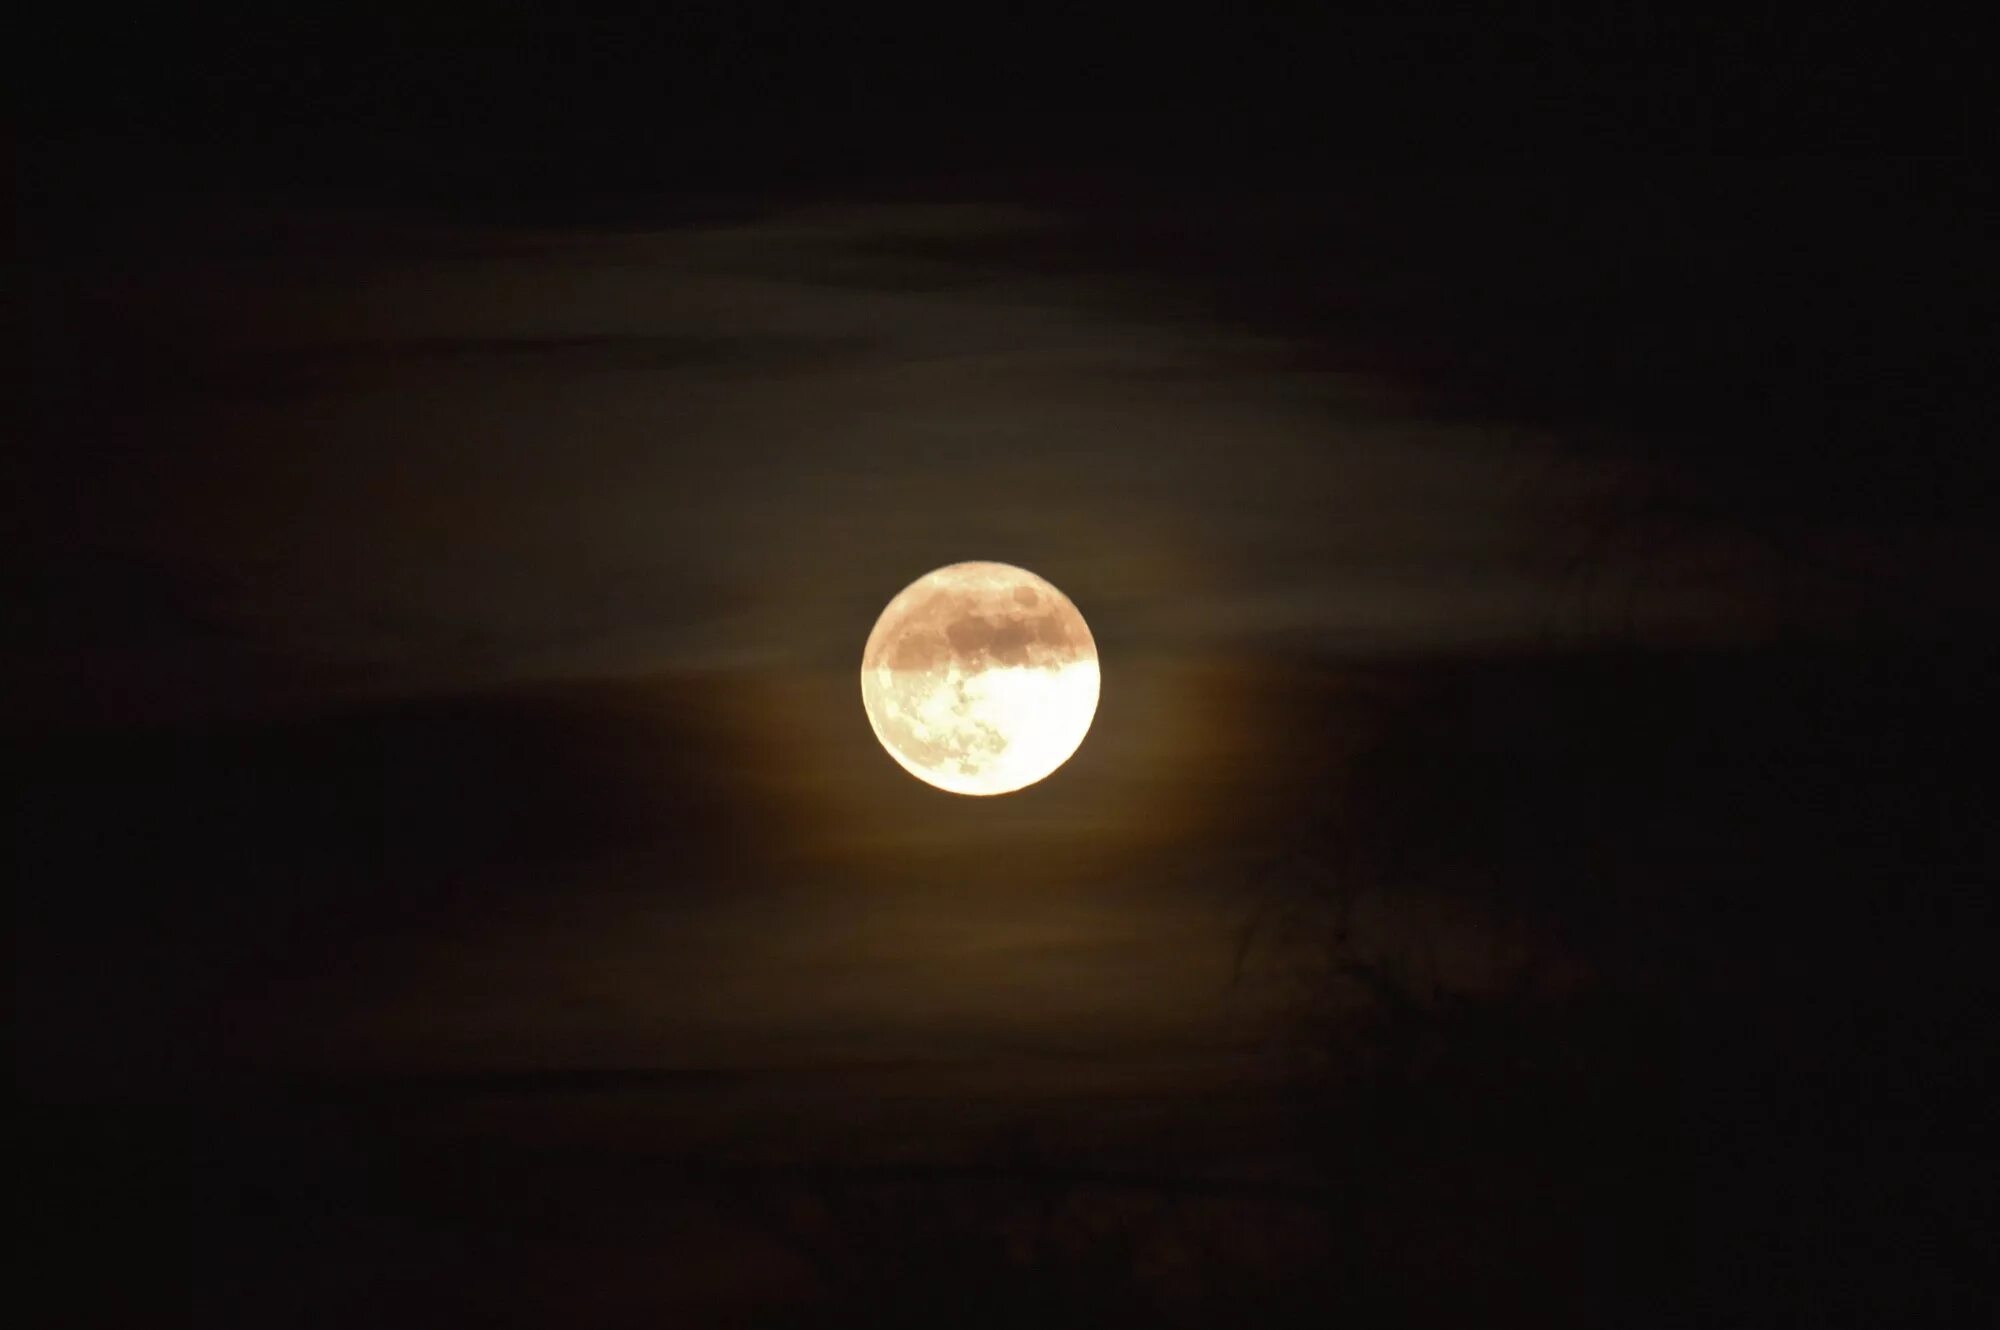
861 562 1101 796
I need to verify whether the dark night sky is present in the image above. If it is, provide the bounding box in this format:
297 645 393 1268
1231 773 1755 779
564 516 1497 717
15 13 1997 1327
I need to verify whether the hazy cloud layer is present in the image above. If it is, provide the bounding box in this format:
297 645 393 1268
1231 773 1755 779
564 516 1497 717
21 199 1749 721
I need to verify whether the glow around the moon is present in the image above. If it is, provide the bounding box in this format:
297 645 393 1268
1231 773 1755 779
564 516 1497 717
861 562 1100 796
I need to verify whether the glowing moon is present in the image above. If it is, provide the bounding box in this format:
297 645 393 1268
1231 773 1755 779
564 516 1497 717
861 562 1100 796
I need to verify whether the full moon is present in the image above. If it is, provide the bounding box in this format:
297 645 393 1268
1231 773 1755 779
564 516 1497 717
861 562 1101 796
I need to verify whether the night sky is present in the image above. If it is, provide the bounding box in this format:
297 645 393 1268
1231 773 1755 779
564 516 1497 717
16 14 1995 1327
